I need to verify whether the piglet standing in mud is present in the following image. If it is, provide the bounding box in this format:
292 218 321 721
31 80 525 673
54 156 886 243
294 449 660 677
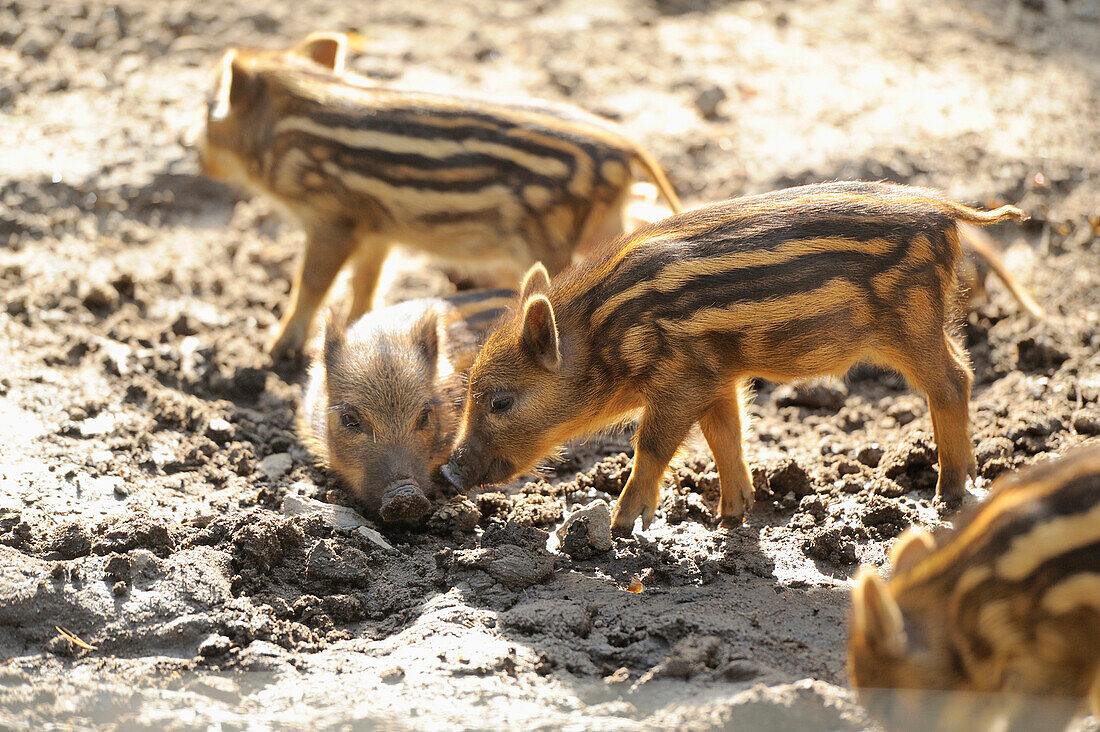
443 181 1028 534
299 289 512 524
199 33 680 359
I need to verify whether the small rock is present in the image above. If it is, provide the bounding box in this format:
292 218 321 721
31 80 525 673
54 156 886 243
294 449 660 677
79 281 119 310
555 500 613 559
280 493 393 551
356 526 394 552
205 417 234 444
171 313 199 336
258 453 293 480
694 84 728 120
1072 408 1100 435
380 667 404 684
198 633 231 657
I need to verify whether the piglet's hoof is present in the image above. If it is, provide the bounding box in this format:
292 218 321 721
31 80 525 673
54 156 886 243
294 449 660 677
611 523 635 539
717 516 743 532
379 482 431 523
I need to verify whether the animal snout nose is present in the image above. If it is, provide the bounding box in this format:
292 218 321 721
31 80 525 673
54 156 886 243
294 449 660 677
378 479 430 523
441 459 464 490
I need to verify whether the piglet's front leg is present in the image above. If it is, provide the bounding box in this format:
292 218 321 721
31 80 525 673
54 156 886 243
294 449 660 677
610 404 694 536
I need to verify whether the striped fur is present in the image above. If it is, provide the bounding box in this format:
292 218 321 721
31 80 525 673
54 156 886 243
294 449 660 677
848 445 1100 729
200 34 680 358
444 181 1028 532
298 289 513 523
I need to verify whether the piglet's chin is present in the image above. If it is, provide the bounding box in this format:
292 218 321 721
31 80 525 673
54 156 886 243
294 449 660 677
483 458 518 486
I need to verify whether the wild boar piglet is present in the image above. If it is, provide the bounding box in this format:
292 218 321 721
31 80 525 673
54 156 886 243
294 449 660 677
849 446 1100 731
200 33 680 358
300 289 512 523
444 181 1027 532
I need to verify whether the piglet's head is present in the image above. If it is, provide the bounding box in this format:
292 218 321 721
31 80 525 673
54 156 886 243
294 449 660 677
444 264 575 490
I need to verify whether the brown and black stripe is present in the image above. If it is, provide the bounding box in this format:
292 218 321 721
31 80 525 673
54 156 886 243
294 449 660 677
895 445 1100 619
241 65 678 239
547 181 999 384
889 446 1100 696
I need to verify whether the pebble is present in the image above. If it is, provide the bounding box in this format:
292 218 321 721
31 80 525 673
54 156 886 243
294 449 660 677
1072 408 1100 435
280 493 395 551
197 633 231 657
79 281 119 310
205 417 234 444
281 492 363 529
694 84 728 120
555 500 613 559
257 452 293 480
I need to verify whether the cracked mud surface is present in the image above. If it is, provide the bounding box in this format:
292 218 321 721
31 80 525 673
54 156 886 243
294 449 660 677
1 0 1099 728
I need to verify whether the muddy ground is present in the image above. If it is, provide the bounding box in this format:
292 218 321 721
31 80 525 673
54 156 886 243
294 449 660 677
1 0 1099 728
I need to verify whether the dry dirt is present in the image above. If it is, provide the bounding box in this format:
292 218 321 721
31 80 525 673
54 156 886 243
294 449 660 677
2 0 1099 729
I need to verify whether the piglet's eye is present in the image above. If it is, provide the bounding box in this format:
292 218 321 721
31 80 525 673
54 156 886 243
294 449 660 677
489 394 514 414
340 411 361 432
416 406 432 430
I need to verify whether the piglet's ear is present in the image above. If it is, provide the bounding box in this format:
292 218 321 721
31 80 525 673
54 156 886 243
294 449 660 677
295 32 348 73
889 528 937 576
522 295 560 371
412 305 441 376
852 569 908 658
218 54 264 113
520 261 551 302
321 309 347 369
209 51 237 121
